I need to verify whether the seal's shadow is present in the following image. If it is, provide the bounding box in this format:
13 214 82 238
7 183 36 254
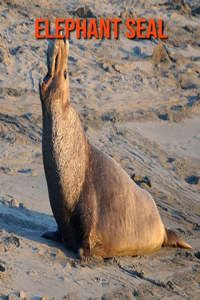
0 202 77 260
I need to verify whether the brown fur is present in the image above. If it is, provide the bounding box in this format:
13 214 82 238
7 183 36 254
39 38 191 259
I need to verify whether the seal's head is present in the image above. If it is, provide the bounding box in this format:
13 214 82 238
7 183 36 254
39 38 69 112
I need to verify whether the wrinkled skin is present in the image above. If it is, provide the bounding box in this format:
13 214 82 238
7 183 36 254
39 38 191 259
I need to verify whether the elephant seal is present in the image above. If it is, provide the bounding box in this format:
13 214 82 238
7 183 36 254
39 38 191 259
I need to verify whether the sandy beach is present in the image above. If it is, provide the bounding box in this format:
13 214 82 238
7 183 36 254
0 0 200 299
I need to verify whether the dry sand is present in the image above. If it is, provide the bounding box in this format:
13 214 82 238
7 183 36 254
0 0 200 299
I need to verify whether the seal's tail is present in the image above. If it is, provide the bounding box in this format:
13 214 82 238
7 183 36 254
163 228 191 249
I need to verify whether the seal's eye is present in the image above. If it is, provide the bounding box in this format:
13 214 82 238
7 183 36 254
64 70 67 79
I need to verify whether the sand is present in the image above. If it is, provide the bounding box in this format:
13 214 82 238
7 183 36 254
0 0 200 299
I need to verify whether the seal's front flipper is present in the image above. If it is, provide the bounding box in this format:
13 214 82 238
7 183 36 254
77 247 91 261
41 228 62 242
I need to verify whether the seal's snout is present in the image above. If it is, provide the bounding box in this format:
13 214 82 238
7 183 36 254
40 38 69 91
39 36 69 104
47 38 69 78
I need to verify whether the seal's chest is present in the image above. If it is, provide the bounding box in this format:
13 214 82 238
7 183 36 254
51 113 68 179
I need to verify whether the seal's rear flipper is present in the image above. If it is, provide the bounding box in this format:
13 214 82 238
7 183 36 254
163 228 191 249
41 229 62 243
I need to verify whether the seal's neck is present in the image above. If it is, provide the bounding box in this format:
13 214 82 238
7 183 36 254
43 103 88 210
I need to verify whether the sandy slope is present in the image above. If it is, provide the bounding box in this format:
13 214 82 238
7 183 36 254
0 0 200 299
